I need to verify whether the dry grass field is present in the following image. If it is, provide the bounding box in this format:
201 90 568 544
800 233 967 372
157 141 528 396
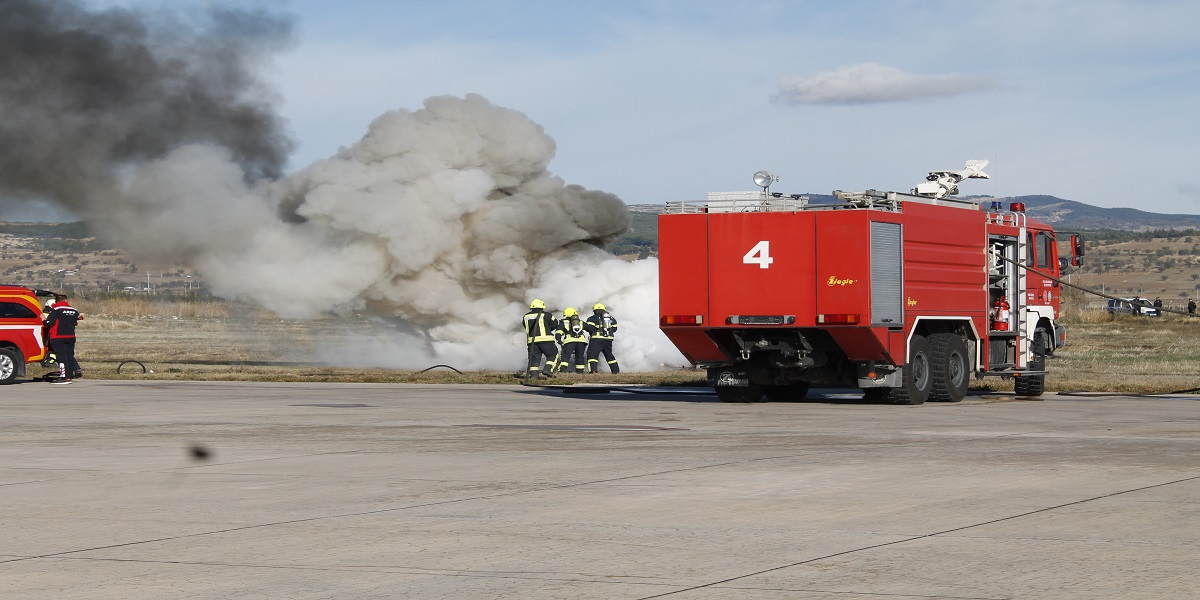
48 295 1200 395
1078 233 1200 311
1041 308 1200 394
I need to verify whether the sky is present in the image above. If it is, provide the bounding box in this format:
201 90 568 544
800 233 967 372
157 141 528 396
12 0 1200 219
256 0 1200 214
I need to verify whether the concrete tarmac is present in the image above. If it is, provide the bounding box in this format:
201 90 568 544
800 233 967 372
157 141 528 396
2 381 1198 599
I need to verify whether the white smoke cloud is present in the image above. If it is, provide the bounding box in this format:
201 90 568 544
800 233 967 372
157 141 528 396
101 94 687 372
99 145 387 315
774 63 999 105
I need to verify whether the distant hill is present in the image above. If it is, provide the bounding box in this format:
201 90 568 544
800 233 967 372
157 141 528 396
990 195 1200 231
629 194 1200 232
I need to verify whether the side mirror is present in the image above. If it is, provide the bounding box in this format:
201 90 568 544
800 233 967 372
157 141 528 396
1070 234 1085 266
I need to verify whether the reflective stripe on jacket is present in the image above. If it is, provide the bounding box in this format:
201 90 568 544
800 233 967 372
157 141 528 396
584 312 617 340
523 310 558 343
559 316 588 344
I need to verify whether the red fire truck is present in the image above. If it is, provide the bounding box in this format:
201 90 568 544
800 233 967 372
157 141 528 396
657 161 1083 404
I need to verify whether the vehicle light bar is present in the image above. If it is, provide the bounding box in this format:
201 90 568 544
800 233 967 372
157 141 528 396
660 314 704 326
726 315 796 325
817 313 861 324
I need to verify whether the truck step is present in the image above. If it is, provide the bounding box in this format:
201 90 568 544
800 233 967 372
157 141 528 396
978 370 1048 377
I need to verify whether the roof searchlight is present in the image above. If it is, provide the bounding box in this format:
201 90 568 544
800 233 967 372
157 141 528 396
753 171 778 194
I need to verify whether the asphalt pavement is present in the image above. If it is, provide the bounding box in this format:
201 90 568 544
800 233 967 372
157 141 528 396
2 381 1198 599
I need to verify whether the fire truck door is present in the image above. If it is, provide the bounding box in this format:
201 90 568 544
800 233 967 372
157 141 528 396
1026 230 1058 306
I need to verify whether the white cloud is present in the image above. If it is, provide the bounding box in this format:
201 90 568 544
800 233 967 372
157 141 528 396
773 63 1000 106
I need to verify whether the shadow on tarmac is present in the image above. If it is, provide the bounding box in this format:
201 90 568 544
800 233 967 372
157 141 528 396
524 385 948 405
521 385 1065 405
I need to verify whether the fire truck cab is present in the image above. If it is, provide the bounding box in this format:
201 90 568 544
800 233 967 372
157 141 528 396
657 161 1082 404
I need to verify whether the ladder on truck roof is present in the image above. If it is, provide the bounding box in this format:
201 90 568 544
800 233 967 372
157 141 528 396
664 160 993 215
662 189 984 215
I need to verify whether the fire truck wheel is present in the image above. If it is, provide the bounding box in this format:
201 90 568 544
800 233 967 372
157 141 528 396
877 334 931 405
1014 328 1048 397
763 383 810 402
929 333 969 402
0 348 18 384
715 384 765 403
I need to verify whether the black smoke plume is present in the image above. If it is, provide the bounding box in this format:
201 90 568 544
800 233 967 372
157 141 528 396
0 0 295 212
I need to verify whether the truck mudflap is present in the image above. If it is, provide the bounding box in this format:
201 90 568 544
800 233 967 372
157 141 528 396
707 365 771 403
710 365 751 388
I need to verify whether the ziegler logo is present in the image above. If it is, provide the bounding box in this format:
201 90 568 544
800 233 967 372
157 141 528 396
716 371 749 387
907 297 917 307
827 276 857 286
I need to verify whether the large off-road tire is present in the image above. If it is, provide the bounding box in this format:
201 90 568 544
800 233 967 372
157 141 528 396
0 347 19 384
1014 328 1048 397
872 334 931 405
715 384 765 403
929 333 969 402
763 382 811 402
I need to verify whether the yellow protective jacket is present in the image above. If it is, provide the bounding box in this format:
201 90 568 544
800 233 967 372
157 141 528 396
559 316 588 344
523 309 558 344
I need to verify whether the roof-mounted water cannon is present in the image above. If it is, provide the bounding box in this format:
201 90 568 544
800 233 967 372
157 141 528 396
911 159 990 199
753 171 778 194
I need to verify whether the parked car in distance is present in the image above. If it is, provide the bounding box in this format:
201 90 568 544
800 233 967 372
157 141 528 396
1106 297 1160 317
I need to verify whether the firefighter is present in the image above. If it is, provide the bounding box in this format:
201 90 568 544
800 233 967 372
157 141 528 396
556 307 589 373
44 294 83 384
522 299 559 379
40 297 58 367
1189 299 1196 314
584 303 619 373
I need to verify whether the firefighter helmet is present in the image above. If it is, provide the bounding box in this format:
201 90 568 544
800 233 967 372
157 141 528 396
530 299 546 309
593 303 605 311
563 307 577 317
